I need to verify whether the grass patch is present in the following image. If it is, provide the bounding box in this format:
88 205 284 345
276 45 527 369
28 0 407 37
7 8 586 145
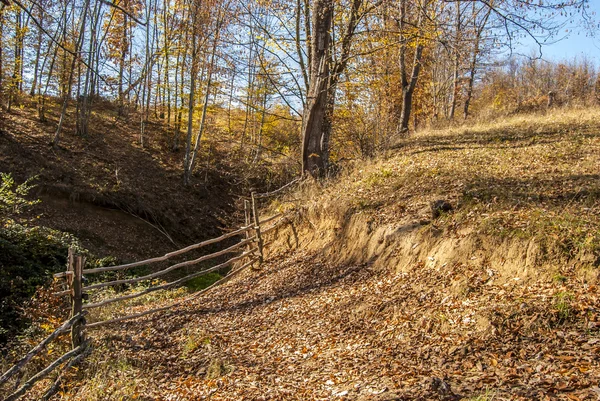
181 328 212 358
553 273 568 284
185 272 223 292
554 291 574 321
468 389 496 401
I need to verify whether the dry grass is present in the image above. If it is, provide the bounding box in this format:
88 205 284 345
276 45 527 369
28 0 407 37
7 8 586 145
286 107 600 275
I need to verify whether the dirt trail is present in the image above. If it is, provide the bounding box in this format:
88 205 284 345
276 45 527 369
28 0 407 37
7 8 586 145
66 244 600 401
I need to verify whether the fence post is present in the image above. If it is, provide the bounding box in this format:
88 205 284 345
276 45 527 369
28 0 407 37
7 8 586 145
69 248 85 348
244 200 253 258
251 192 264 265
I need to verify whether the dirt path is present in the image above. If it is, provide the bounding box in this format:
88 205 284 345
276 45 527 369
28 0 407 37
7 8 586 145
70 247 600 401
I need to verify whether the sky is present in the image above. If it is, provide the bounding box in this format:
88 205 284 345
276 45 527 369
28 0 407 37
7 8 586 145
517 1 600 62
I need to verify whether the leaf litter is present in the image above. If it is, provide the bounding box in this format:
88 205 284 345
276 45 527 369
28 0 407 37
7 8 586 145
55 245 600 401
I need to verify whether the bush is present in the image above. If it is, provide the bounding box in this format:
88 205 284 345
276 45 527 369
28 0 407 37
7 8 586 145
0 172 89 345
0 172 40 220
0 223 84 344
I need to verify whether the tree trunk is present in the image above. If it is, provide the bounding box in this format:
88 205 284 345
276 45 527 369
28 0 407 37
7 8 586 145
399 43 423 133
398 0 425 134
0 10 4 97
53 0 90 147
7 10 23 111
463 5 490 120
449 1 462 120
187 10 223 179
182 28 198 187
253 92 268 164
463 58 476 120
301 0 333 176
118 14 128 116
29 13 44 97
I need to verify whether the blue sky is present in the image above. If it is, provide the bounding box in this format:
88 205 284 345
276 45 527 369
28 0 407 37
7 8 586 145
518 1 600 62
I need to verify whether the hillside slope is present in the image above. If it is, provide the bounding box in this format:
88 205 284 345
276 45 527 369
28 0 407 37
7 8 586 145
16 108 600 400
0 103 242 261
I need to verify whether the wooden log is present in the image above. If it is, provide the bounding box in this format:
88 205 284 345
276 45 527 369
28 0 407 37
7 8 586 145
251 192 264 264
253 177 302 199
87 257 258 329
70 252 85 348
262 216 289 235
41 346 91 401
258 212 283 225
52 271 73 279
60 237 256 295
83 249 256 310
2 341 89 401
244 200 254 267
82 225 253 274
0 313 86 387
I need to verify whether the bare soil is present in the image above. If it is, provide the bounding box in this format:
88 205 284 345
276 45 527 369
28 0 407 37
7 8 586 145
0 103 240 261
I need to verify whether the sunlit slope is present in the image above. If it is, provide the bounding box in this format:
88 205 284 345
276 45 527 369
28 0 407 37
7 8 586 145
48 108 600 401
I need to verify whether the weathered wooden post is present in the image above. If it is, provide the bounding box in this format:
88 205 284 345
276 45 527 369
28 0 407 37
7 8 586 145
250 192 264 265
68 248 85 348
244 199 253 257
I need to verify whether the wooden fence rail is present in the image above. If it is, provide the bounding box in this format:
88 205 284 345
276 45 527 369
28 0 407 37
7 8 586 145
3 341 89 401
0 313 87 388
2 182 298 401
259 212 284 226
262 215 289 236
86 256 259 329
79 225 254 275
53 236 256 296
82 249 257 310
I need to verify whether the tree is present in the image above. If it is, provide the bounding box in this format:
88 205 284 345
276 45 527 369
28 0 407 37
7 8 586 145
301 0 368 176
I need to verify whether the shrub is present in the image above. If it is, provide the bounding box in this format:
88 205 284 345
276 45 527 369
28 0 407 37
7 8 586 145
0 172 89 345
0 223 84 344
0 173 40 220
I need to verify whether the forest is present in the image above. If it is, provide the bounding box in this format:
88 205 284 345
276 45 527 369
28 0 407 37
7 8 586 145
0 0 596 179
2 0 600 399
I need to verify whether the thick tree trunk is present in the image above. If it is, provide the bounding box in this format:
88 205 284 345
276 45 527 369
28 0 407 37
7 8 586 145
301 77 330 175
301 0 333 176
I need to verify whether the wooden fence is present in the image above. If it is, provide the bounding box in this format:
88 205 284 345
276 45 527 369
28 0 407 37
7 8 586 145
0 184 298 401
